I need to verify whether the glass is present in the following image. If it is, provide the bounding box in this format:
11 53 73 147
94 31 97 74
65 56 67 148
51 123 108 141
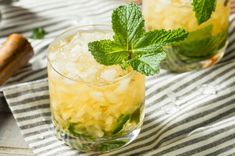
143 0 231 72
47 25 145 152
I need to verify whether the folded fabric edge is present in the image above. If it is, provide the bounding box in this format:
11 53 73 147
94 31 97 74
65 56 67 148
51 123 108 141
2 78 48 93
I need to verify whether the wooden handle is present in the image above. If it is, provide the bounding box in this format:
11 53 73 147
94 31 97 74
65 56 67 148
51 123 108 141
0 34 34 85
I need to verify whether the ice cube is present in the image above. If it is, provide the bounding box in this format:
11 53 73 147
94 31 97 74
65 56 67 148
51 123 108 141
70 32 81 45
87 126 104 138
90 91 105 103
79 66 98 80
105 116 113 125
63 78 76 85
105 92 119 103
48 52 57 61
69 45 83 61
163 20 174 29
61 112 72 120
116 77 131 92
49 65 60 80
81 44 89 54
52 61 65 75
159 0 171 5
92 111 102 120
64 62 80 77
100 69 117 82
70 109 85 122
180 0 192 4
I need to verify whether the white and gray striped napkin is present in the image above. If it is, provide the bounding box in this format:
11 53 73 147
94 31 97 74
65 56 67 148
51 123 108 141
1 0 235 155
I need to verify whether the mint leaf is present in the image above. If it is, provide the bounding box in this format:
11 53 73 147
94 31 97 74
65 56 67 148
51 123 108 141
30 27 47 39
113 114 130 134
112 3 144 48
133 29 188 54
68 123 95 140
173 25 227 58
192 0 216 25
88 4 188 76
128 52 166 76
183 25 213 42
96 140 127 151
135 29 189 46
130 107 141 123
88 40 129 65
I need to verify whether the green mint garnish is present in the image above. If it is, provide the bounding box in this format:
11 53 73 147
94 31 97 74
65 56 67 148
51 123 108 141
96 140 127 151
192 0 217 25
112 114 130 134
173 25 228 58
88 3 188 76
30 27 47 39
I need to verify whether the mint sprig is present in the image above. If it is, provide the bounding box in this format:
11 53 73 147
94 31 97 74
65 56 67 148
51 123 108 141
88 3 188 76
128 53 166 76
192 0 217 25
88 40 129 65
112 3 145 48
30 27 47 39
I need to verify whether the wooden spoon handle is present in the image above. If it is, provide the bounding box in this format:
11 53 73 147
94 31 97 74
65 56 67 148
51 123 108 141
0 34 34 85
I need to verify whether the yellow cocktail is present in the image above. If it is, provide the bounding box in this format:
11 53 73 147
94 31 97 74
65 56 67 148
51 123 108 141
143 0 231 72
47 25 145 152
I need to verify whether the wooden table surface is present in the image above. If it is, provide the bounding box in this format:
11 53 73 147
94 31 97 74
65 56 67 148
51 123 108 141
0 98 33 156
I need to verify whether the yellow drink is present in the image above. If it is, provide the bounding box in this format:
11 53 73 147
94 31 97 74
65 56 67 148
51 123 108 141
143 0 231 72
47 25 145 152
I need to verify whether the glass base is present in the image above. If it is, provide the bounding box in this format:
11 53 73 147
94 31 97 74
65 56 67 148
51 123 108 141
53 122 141 153
161 45 227 73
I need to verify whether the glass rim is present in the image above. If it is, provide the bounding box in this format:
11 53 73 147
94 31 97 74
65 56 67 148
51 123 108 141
47 24 135 86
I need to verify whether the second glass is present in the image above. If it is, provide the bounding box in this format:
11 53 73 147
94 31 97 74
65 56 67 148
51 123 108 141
143 0 231 72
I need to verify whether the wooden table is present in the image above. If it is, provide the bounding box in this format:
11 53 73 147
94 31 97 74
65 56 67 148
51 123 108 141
0 98 33 156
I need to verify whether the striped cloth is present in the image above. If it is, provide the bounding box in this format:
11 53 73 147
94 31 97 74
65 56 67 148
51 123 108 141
1 0 235 156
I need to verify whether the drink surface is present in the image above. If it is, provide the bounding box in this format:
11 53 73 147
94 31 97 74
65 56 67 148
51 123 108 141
48 31 131 84
143 0 230 72
48 29 145 151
